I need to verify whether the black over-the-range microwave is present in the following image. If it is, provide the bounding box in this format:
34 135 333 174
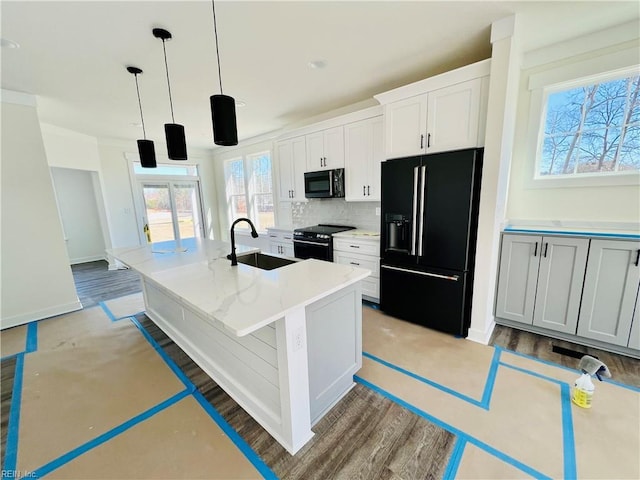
304 168 345 198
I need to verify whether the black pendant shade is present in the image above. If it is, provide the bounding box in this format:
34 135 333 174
137 139 157 168
153 28 188 160
164 123 187 160
127 66 156 169
210 0 238 147
211 94 238 146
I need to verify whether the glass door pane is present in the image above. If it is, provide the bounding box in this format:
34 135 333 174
172 183 202 240
142 184 175 243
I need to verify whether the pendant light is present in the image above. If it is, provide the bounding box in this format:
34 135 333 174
127 66 156 168
210 0 238 146
153 28 188 160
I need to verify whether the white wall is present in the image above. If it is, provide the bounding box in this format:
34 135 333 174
1 93 81 329
51 167 106 264
506 24 640 226
41 123 101 171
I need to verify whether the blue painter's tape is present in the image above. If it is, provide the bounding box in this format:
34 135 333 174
480 347 501 408
355 375 552 480
503 228 640 240
0 352 21 362
25 322 38 353
442 437 466 480
31 389 190 478
3 353 25 472
501 348 640 392
128 316 194 392
362 351 486 409
560 383 577 480
499 362 565 386
192 390 278 480
98 301 117 322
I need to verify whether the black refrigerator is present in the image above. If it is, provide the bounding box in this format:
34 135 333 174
379 148 483 337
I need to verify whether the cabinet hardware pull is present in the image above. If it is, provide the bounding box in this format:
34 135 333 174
420 134 424 149
544 242 548 258
534 242 538 257
427 133 431 148
350 262 360 265
635 249 640 267
363 185 366 196
367 185 370 196
349 245 360 248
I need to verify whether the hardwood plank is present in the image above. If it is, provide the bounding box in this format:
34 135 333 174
71 260 141 309
1 356 17 466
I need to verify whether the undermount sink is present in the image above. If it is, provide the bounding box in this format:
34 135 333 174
236 252 297 271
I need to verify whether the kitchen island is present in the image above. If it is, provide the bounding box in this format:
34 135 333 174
109 238 370 454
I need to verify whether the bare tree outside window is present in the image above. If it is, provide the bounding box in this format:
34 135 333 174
539 73 640 176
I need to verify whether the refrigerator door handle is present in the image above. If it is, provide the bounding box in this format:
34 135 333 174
417 166 426 256
411 166 419 256
381 264 460 281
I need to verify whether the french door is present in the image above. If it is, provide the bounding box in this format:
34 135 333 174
139 181 203 244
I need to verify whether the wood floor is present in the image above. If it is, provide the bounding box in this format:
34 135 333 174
139 315 455 479
0 356 16 467
70 260 141 309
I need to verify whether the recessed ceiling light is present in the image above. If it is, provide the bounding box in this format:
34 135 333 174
308 60 327 70
1 38 20 49
235 100 246 107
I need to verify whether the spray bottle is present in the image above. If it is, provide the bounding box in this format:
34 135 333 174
572 355 611 408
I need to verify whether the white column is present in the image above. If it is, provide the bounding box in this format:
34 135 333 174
276 307 314 454
467 15 522 344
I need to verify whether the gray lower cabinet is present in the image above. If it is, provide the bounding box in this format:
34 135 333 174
495 234 540 325
533 236 589 334
628 291 640 350
576 239 640 346
496 234 589 334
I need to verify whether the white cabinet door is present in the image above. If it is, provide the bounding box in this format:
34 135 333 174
577 240 640 346
495 234 541 325
306 132 325 171
532 237 589 334
277 137 307 202
384 95 427 159
426 78 482 154
305 127 345 171
344 117 383 201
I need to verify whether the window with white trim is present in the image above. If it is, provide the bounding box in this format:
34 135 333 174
223 151 274 231
537 71 640 177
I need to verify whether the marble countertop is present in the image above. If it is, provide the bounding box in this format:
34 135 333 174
108 238 370 337
333 229 380 239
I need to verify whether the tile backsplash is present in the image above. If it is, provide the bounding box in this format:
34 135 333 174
291 199 381 231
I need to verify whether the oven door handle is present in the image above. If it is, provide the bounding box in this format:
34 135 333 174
293 239 329 246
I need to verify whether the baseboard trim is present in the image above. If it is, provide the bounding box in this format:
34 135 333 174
70 254 107 265
466 319 496 345
0 300 83 330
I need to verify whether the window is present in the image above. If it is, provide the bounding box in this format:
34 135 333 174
224 151 274 231
537 72 640 178
133 162 198 176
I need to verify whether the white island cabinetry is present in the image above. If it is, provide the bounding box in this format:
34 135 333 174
109 239 369 454
267 228 294 257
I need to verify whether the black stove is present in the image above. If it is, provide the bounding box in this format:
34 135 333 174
293 224 355 261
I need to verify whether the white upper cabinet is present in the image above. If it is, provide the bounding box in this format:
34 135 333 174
344 116 384 201
375 60 490 160
383 78 483 159
426 78 482 153
384 95 427 159
305 126 344 171
275 137 306 202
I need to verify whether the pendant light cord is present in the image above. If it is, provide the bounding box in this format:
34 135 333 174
133 73 148 139
161 39 176 123
211 0 224 94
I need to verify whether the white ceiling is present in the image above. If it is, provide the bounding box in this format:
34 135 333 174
2 1 638 150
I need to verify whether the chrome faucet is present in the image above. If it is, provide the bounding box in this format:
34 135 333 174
227 217 259 266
